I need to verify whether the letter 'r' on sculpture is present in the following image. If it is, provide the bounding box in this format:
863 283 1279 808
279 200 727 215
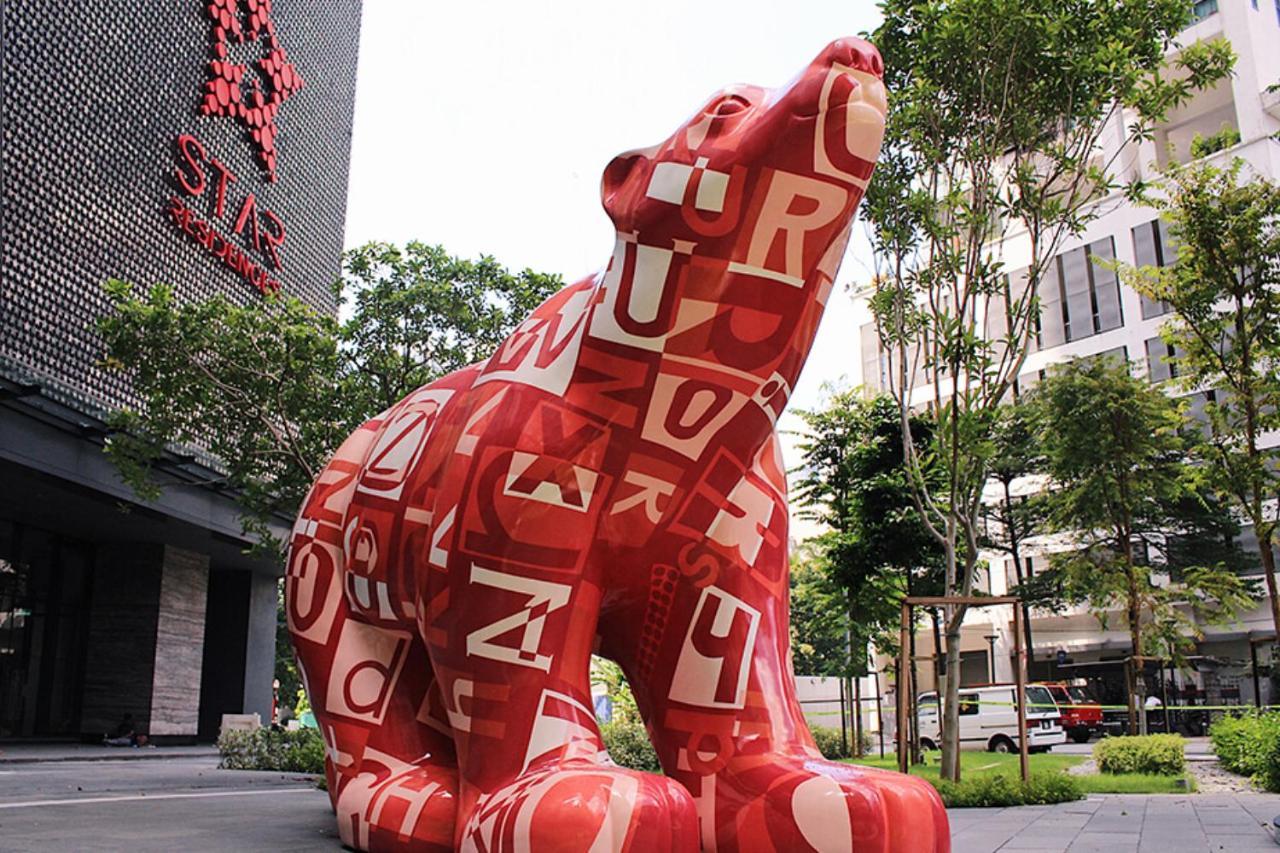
286 37 950 852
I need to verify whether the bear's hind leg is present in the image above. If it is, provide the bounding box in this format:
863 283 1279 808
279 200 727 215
286 421 458 851
422 573 698 852
627 526 947 852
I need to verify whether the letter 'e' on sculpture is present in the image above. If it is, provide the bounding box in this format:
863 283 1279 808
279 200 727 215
287 36 950 852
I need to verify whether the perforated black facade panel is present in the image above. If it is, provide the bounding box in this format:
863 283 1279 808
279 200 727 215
1 0 361 413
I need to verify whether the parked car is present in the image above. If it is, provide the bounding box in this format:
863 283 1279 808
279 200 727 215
916 684 1066 753
1036 681 1103 743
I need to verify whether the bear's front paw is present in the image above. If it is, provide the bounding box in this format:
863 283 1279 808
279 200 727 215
711 757 949 853
460 761 698 852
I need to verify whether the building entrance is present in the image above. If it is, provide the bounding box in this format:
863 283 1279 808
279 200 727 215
0 521 93 738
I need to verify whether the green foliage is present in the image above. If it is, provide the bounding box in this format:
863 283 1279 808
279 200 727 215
600 721 660 774
99 281 347 551
789 549 854 677
217 727 326 773
791 393 943 667
1210 711 1280 791
807 724 849 760
1093 735 1185 776
1117 157 1280 637
932 771 1082 808
862 0 1232 781
591 658 641 726
97 242 560 556
1189 123 1241 160
1031 358 1253 662
338 242 562 416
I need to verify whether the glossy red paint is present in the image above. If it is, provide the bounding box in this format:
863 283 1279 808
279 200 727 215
287 37 948 852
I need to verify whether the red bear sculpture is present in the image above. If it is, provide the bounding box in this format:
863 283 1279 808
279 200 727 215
287 37 949 852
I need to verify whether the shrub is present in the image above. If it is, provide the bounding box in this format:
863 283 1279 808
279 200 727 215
1210 710 1280 792
810 725 851 760
807 723 875 760
933 771 1082 808
600 721 661 773
1093 735 1185 776
218 727 326 774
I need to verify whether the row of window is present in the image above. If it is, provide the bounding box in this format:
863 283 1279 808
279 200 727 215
863 217 1179 393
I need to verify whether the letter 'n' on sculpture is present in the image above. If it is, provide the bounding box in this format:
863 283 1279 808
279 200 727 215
288 36 951 852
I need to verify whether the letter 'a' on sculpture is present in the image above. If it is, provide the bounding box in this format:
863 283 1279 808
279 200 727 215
287 36 950 852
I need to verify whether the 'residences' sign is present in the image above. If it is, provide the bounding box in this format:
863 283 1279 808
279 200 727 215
166 0 306 296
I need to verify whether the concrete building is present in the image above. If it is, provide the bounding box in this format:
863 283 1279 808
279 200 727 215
0 1 361 741
852 1 1280 709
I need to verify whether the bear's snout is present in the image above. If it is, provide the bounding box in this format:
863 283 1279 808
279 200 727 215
820 36 884 79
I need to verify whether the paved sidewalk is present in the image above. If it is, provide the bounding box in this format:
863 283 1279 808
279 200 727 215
949 794 1280 852
0 742 218 764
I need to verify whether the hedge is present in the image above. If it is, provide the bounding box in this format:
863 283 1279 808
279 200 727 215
1210 710 1280 792
1092 735 1185 776
218 727 326 773
598 718 881 772
933 771 1082 808
600 720 661 773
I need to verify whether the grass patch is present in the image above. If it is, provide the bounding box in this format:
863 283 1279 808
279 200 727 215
1075 772 1195 794
848 749 1193 801
848 750 1086 779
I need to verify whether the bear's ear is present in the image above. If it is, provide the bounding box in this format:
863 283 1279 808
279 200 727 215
600 150 649 227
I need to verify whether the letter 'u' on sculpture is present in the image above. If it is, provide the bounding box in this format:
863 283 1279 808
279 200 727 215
287 36 950 852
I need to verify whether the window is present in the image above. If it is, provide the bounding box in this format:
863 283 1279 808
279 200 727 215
1025 684 1057 713
1038 260 1067 348
1132 219 1177 319
958 694 980 716
1191 0 1219 24
860 322 882 393
1145 337 1177 383
1082 346 1129 369
986 269 1036 356
1042 238 1124 345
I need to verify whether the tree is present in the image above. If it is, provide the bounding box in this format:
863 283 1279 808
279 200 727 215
979 401 1051 657
98 241 561 555
1033 358 1253 729
862 0 1234 781
1117 159 1280 640
789 544 853 678
793 393 944 660
792 392 944 760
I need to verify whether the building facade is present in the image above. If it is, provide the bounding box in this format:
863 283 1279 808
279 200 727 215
0 0 361 740
854 2 1280 706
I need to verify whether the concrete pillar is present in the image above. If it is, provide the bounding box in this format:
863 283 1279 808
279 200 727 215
149 547 209 736
81 544 208 740
242 571 279 724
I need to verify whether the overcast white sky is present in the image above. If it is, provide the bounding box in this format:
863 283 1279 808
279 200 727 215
343 1 887 537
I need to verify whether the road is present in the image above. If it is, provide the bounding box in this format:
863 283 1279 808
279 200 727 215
0 757 338 851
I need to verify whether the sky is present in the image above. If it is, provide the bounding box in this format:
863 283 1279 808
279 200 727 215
343 1 887 537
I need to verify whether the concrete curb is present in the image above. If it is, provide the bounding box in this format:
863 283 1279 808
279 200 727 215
0 748 219 765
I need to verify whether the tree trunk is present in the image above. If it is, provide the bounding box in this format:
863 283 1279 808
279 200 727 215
908 624 921 765
1127 567 1142 734
940 621 964 782
1004 480 1036 672
1258 532 1280 641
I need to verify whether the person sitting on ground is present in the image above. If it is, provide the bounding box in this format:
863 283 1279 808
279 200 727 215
103 713 149 747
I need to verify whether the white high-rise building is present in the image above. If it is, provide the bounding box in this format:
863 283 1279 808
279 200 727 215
853 1 1280 715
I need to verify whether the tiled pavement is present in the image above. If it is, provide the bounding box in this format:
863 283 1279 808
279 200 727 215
949 794 1280 852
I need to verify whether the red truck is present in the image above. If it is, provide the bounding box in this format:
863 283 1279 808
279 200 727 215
1036 681 1103 743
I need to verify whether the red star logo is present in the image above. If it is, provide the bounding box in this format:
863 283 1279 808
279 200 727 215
198 0 304 181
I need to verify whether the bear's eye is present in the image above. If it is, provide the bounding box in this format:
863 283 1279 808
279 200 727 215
708 95 750 117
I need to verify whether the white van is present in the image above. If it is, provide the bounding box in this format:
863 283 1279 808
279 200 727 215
915 684 1066 753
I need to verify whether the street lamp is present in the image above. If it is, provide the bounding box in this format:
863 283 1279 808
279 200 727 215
984 634 999 682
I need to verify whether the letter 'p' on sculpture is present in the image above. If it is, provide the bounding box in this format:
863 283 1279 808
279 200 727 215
287 37 949 852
